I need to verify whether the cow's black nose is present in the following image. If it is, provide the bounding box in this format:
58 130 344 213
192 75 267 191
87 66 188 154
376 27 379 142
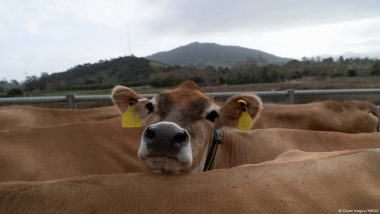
142 122 190 155
174 131 188 144
144 127 156 140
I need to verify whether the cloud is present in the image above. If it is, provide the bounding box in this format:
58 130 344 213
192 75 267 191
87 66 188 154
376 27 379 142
191 16 380 58
40 0 166 30
0 0 380 81
146 0 380 35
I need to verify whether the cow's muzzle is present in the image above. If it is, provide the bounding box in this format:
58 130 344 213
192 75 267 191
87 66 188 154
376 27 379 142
138 121 192 173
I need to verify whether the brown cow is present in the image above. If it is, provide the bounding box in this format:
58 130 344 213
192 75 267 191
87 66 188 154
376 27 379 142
1 81 380 181
0 99 377 134
2 113 380 181
212 127 380 169
112 81 380 173
0 105 119 130
1 81 380 182
255 100 379 133
0 117 147 182
0 148 379 214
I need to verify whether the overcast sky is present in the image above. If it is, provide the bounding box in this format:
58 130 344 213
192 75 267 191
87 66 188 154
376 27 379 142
1 0 380 81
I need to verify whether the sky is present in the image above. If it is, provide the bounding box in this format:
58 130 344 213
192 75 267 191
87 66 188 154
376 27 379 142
1 0 380 81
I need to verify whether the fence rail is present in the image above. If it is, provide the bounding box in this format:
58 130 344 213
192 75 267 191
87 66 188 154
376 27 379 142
1 88 380 109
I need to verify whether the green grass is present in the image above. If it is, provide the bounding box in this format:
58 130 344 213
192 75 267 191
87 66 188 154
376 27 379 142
329 76 380 83
149 60 169 69
31 89 113 96
16 75 380 97
29 86 170 97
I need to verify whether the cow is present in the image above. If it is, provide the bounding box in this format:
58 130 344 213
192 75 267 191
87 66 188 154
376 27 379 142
0 148 379 214
1 81 380 181
0 98 377 134
255 100 379 133
0 82 380 181
2 111 380 181
0 105 119 130
111 80 380 173
0 117 148 182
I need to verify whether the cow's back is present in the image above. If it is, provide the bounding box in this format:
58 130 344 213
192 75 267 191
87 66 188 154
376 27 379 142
0 117 147 181
0 149 379 213
255 100 379 133
0 105 119 130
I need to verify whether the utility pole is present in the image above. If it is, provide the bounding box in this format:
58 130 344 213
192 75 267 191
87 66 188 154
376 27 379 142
126 25 132 56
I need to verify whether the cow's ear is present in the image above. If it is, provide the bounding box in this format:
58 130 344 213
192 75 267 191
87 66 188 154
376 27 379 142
112 85 151 128
111 85 145 113
218 94 262 130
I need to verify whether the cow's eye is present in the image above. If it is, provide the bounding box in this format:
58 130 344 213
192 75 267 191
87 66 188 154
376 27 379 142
145 103 154 114
205 110 218 122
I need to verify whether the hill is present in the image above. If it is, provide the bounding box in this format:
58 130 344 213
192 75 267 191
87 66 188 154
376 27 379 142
29 56 168 91
146 42 291 67
19 48 380 94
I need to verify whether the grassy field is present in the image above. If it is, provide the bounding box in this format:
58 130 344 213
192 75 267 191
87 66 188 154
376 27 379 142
328 76 380 83
30 85 171 96
28 76 380 97
32 89 114 96
149 60 168 69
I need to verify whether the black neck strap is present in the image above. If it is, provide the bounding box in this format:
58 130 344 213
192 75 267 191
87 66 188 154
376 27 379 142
203 128 222 172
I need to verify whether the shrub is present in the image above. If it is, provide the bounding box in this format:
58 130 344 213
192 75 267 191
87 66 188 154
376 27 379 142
6 88 24 97
371 62 380 76
347 69 357 77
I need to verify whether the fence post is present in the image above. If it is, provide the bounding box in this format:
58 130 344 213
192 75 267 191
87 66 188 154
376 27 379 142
287 89 295 104
66 95 76 109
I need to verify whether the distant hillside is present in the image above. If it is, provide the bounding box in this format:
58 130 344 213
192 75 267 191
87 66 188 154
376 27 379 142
36 56 168 90
22 47 380 94
146 42 292 67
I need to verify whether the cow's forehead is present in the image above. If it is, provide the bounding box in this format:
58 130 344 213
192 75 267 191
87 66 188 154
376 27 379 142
158 85 212 106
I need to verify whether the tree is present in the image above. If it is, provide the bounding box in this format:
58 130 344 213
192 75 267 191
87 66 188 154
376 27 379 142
219 76 225 84
291 71 303 79
322 57 334 64
337 56 344 64
7 79 19 86
371 62 380 76
23 76 38 92
347 69 357 77
36 72 50 90
6 88 23 97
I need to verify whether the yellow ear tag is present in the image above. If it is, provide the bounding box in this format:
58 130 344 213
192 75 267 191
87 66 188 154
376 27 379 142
237 100 253 130
122 102 142 128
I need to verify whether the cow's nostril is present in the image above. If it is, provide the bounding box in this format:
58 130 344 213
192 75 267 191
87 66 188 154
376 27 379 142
174 131 188 144
145 127 156 140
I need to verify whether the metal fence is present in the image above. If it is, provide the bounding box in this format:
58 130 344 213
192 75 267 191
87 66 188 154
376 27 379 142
1 88 380 109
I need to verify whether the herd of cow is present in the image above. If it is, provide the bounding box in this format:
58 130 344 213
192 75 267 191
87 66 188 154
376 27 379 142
0 80 379 213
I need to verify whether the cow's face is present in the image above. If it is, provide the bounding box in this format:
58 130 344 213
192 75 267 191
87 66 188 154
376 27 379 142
112 81 262 173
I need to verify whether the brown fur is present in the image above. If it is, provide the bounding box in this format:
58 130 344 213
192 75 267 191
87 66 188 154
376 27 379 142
112 81 380 173
0 105 119 130
255 100 379 133
0 148 379 213
0 118 148 182
111 86 145 113
1 117 379 180
213 128 380 168
142 82 216 172
1 81 380 180
217 94 263 129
